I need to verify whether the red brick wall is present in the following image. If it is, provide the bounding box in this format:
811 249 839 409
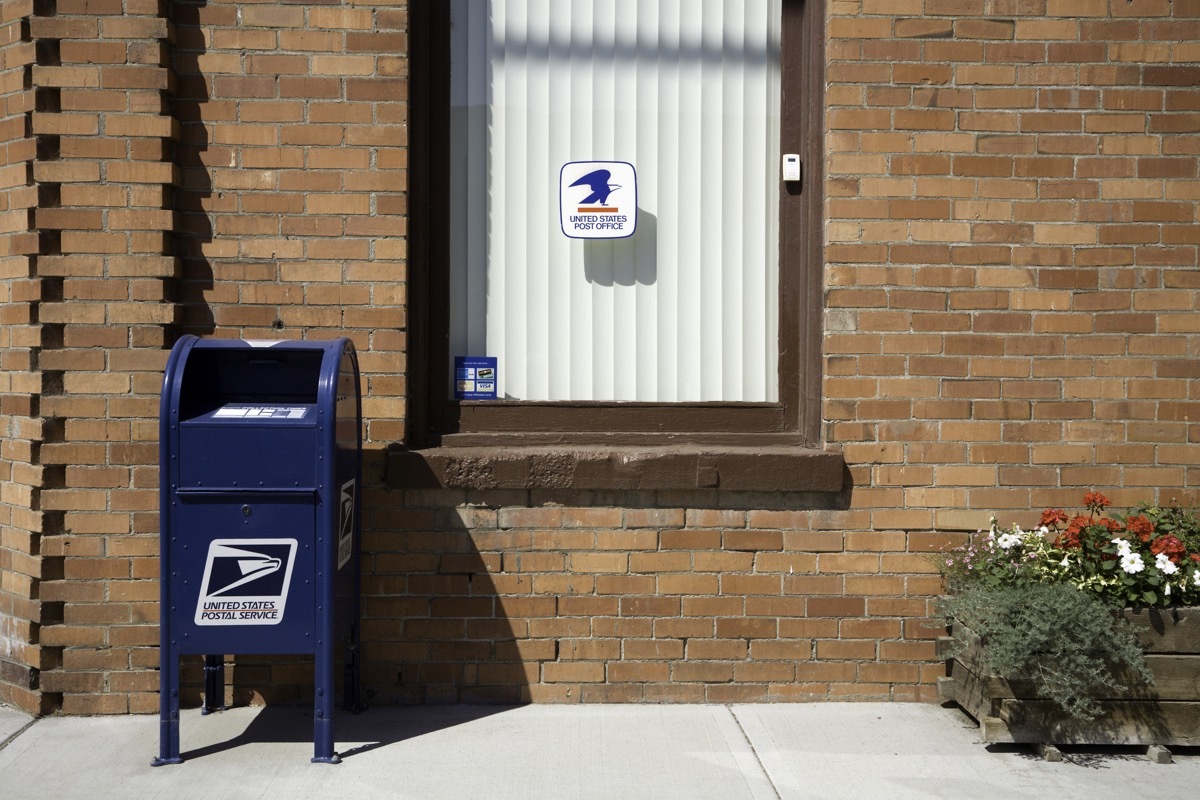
358 490 944 704
172 0 409 443
1 1 1197 712
825 0 1200 521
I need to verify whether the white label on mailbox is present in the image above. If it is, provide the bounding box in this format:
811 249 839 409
337 478 355 570
194 539 298 626
213 405 308 419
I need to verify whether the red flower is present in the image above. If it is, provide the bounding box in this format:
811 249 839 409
1150 535 1187 564
1055 530 1082 549
1125 514 1154 542
1040 508 1068 528
1056 515 1090 549
1083 492 1111 513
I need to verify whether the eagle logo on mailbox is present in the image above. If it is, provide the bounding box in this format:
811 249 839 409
337 479 355 570
195 539 297 626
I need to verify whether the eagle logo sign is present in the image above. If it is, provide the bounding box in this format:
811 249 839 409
559 161 637 240
569 169 622 207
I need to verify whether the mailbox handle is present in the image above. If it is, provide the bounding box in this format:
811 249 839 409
174 488 318 500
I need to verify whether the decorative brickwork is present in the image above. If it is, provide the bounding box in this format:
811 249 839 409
0 0 44 715
26 0 176 714
0 1 1198 713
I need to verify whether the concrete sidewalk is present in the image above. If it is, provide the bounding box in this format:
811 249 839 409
1 701 1196 799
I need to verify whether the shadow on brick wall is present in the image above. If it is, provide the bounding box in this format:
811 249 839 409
355 461 857 704
360 463 532 704
171 0 216 338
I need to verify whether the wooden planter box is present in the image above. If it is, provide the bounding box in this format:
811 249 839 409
938 607 1200 747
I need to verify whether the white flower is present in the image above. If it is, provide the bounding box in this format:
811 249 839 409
1156 553 1178 576
997 532 1021 550
1112 538 1133 556
1039 526 1051 536
1165 583 1172 597
1060 556 1070 568
1120 552 1145 574
1193 571 1200 588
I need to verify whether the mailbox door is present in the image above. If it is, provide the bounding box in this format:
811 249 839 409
169 495 316 655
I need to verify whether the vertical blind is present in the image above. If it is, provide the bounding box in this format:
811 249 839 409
450 0 781 402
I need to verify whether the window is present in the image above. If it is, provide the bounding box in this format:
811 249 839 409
406 0 833 490
450 0 782 404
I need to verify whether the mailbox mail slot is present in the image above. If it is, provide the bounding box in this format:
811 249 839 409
155 336 361 765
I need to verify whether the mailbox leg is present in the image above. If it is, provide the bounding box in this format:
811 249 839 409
343 624 362 712
152 650 183 766
311 642 340 764
201 655 226 714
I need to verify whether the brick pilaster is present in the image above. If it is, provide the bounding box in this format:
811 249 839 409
0 0 50 715
30 0 175 714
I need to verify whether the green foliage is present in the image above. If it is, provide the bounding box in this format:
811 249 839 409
941 583 1151 721
1130 502 1200 556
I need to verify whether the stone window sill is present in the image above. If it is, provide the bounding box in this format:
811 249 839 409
386 441 845 493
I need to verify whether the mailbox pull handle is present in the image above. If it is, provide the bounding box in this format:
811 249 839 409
174 487 318 501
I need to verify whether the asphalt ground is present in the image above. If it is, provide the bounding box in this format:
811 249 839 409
1 701 1197 799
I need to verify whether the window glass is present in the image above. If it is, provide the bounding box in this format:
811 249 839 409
449 0 782 402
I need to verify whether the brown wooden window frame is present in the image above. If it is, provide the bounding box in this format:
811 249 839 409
402 0 838 491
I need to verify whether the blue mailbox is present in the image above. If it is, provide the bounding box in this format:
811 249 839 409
155 336 362 765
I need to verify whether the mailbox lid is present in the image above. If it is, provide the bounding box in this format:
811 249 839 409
163 337 354 491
